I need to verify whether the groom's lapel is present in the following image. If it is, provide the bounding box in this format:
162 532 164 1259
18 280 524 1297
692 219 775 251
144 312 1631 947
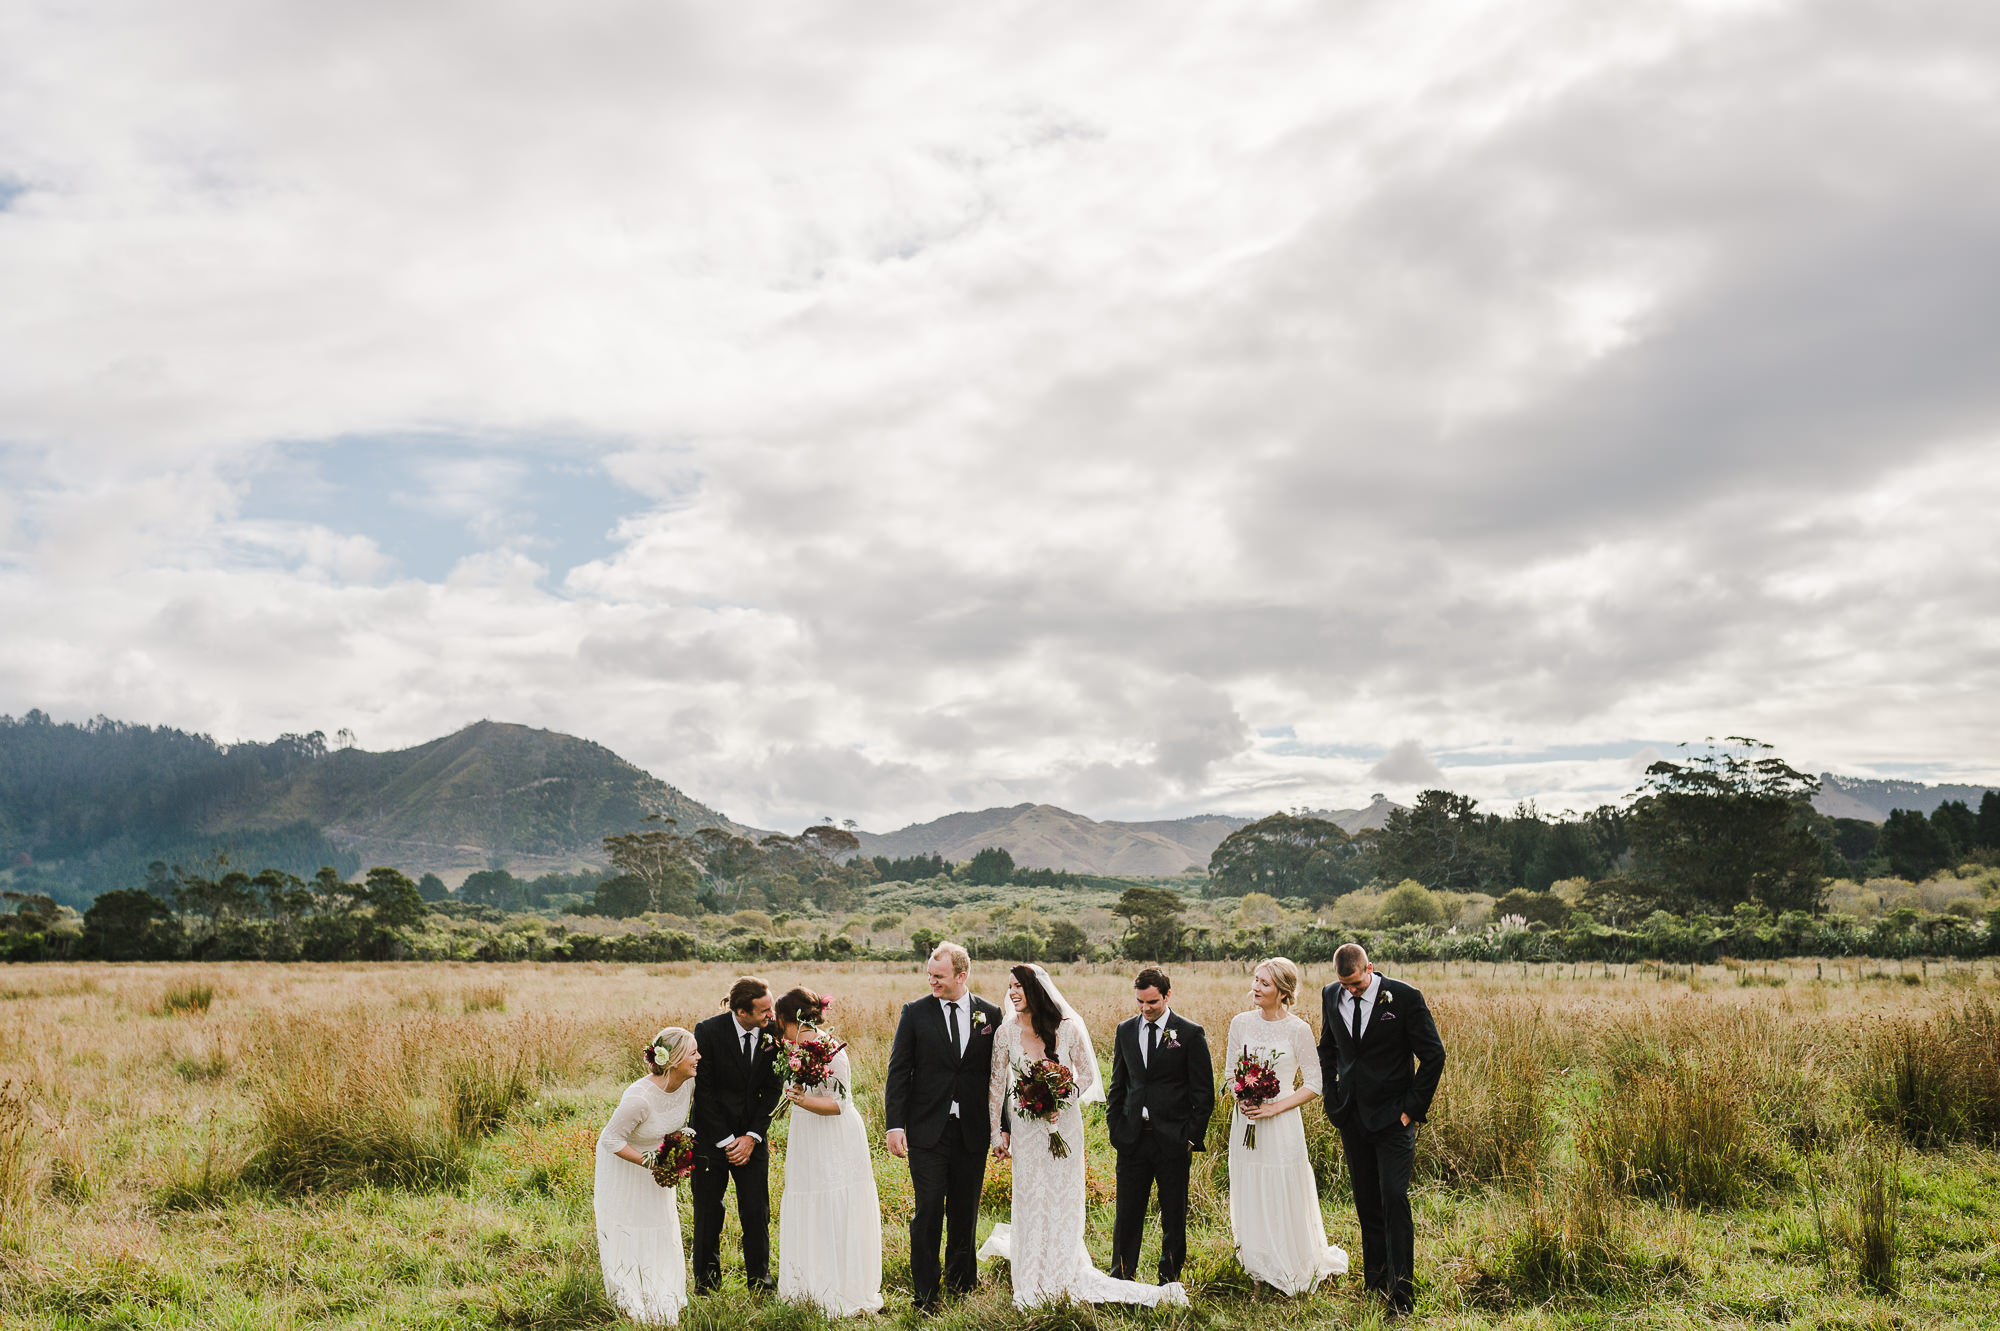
928 996 952 1054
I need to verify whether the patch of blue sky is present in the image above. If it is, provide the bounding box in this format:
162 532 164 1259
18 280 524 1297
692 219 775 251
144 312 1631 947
235 433 653 584
0 177 25 211
1429 741 1668 768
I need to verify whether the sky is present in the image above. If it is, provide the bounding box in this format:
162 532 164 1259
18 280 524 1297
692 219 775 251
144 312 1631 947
3 0 1998 833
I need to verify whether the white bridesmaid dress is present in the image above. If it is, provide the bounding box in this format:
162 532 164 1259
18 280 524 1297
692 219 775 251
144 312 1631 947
1225 1010 1349 1293
595 1075 695 1324
776 1047 885 1315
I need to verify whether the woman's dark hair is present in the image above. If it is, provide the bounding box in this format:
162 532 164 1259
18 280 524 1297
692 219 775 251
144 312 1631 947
1011 965 1065 1049
774 986 827 1027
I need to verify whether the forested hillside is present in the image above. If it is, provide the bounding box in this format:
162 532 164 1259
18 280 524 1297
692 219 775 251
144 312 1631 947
0 713 743 907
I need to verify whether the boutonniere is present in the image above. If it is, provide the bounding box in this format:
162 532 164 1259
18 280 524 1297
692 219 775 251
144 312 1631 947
1378 988 1394 1006
971 1009 990 1032
1160 1027 1182 1050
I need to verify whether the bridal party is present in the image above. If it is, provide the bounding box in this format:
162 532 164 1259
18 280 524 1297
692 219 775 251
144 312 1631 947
594 942 1447 1322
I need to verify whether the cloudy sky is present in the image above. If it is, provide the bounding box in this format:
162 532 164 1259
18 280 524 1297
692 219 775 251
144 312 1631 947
4 0 1998 832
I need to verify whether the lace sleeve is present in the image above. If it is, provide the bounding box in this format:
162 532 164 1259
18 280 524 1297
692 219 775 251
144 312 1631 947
1294 1016 1323 1096
597 1085 647 1153
830 1047 853 1100
1225 1013 1244 1083
989 1022 1012 1139
1065 1019 1098 1100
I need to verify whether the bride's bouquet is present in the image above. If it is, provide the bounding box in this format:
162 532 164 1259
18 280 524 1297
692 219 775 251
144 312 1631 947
642 1129 695 1188
1011 1057 1080 1158
1230 1048 1283 1148
774 1027 849 1098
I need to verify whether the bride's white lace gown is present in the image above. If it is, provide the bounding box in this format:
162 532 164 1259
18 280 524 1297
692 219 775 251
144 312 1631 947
595 1075 696 1324
1225 1010 1349 1293
980 1016 1190 1308
776 1048 884 1315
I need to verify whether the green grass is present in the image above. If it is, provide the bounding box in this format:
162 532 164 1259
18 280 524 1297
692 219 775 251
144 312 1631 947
3 961 2000 1327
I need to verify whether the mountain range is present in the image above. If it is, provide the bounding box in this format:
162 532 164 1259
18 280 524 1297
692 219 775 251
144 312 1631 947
4 712 1991 900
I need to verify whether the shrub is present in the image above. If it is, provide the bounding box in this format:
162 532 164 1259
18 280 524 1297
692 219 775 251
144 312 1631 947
1862 996 2000 1147
1494 1169 1637 1298
1850 1134 1902 1295
1587 1053 1771 1206
151 981 215 1016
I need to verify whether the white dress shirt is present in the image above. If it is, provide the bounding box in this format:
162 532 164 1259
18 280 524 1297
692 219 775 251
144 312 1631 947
717 1013 767 1148
940 993 970 1115
1139 1008 1173 1119
1341 973 1382 1041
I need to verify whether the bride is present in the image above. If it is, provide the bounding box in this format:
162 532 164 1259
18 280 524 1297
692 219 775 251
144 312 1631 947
595 1026 700 1324
980 964 1189 1309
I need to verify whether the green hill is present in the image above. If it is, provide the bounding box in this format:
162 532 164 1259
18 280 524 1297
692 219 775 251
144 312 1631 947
0 713 746 903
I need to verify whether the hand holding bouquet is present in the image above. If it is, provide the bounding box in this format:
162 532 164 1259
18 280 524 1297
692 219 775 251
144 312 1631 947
643 1129 695 1188
1231 1048 1283 1148
774 1027 848 1099
1012 1057 1080 1158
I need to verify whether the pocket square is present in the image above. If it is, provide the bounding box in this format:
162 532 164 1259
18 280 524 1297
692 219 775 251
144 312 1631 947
1378 1011 1398 1021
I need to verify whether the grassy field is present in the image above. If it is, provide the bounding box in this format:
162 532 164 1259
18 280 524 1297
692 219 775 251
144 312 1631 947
0 958 1996 1330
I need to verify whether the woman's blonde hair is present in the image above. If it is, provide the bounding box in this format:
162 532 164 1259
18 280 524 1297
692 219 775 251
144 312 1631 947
645 1026 695 1072
1256 957 1301 1007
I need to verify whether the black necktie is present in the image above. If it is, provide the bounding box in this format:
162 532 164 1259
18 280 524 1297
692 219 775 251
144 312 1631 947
948 1001 961 1055
1147 1020 1158 1066
1351 992 1364 1046
743 1029 754 1061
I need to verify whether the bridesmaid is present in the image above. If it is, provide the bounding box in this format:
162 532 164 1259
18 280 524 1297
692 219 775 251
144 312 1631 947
1226 958 1349 1293
596 1026 701 1324
773 987 883 1315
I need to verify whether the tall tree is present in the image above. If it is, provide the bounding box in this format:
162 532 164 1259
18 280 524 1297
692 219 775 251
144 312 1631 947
1207 812 1360 901
965 846 1016 886
602 814 701 914
1114 886 1186 960
1979 791 2000 851
1625 739 1827 913
1372 790 1509 892
1878 808 1952 882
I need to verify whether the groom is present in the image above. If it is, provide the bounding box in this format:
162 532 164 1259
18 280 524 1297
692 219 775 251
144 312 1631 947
884 941 1003 1314
1318 943 1446 1316
690 975 784 1294
1105 966 1213 1285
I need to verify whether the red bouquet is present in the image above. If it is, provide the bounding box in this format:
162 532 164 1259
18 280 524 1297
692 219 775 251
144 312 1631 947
774 1028 849 1098
646 1129 695 1188
1011 1057 1079 1158
1230 1048 1283 1148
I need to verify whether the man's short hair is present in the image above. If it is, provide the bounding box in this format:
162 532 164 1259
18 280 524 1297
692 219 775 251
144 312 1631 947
1134 966 1172 995
931 941 971 975
1334 943 1370 977
727 975 770 1012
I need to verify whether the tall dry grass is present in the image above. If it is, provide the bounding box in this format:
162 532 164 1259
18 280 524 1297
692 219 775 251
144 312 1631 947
1862 995 2000 1147
1418 997 1561 1185
0 1079 33 1245
243 1011 598 1192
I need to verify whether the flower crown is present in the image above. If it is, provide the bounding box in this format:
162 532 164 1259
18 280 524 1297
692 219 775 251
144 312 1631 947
646 1036 677 1068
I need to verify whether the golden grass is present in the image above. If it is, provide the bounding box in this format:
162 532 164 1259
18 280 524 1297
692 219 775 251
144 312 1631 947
0 957 1992 1329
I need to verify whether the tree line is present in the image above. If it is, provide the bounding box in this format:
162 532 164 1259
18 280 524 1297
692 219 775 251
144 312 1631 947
1205 740 2000 919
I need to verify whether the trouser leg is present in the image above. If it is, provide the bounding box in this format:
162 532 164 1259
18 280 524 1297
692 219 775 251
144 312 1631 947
1153 1134 1193 1282
1375 1123 1418 1310
691 1147 730 1292
1109 1141 1155 1279
942 1135 987 1296
907 1142 948 1307
733 1144 772 1288
1339 1123 1389 1294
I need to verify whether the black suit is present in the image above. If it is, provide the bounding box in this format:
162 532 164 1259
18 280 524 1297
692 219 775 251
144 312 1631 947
883 993 1002 1309
689 1011 785 1292
1105 1011 1213 1282
1317 975 1445 1313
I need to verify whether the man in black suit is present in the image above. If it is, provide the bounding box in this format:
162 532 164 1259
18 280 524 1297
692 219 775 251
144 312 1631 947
690 975 784 1294
883 941 1003 1314
1317 942 1446 1316
1105 966 1213 1285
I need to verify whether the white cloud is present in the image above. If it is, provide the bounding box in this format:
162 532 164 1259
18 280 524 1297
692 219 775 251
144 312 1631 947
3 0 1999 830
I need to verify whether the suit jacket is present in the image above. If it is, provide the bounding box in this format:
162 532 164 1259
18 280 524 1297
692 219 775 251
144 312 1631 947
1316 975 1446 1134
690 1010 784 1150
883 993 1004 1151
1105 1012 1215 1150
